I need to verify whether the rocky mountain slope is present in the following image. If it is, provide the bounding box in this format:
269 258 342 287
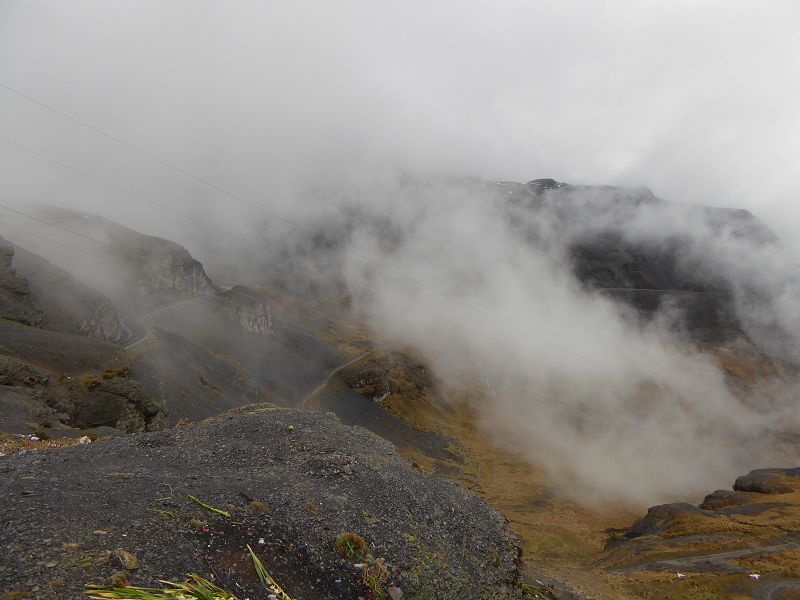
0 241 43 327
34 206 221 312
0 236 165 436
1 182 797 599
596 468 800 598
493 178 779 345
6 238 127 343
0 405 525 600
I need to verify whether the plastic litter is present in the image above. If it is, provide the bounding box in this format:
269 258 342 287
750 573 761 580
78 436 92 444
676 572 686 580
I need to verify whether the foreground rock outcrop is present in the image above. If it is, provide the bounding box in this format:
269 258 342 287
0 348 165 436
0 405 524 599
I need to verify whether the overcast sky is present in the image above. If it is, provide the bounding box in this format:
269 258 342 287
1 1 799 249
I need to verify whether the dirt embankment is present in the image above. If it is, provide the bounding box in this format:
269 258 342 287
0 405 525 599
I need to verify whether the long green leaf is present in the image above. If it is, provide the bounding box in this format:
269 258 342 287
187 495 231 517
247 544 293 600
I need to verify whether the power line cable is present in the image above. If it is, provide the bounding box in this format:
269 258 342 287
0 134 215 230
0 80 609 366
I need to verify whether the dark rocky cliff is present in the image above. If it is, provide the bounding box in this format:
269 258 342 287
4 238 127 343
0 242 43 327
495 178 781 344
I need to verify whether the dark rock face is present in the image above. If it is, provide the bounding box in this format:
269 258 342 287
23 209 276 338
71 377 166 433
31 207 221 313
216 285 272 335
0 354 165 435
494 178 781 345
6 239 126 343
733 468 800 494
0 406 524 599
527 178 565 196
136 241 219 300
0 242 44 326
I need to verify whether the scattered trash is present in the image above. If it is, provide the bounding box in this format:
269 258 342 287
750 573 761 580
353 563 366 570
676 572 686 580
287 425 294 431
78 436 92 444
29 436 40 442
258 537 266 545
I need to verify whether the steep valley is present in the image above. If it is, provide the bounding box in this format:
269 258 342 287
2 184 800 599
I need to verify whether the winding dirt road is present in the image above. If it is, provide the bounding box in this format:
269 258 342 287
123 297 205 350
300 351 373 409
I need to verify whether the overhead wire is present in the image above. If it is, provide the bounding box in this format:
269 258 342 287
0 80 611 369
0 82 695 441
0 209 688 441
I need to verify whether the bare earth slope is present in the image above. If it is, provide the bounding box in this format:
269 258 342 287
0 405 524 599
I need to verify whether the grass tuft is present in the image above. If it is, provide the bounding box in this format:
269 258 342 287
334 531 366 560
114 549 139 571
